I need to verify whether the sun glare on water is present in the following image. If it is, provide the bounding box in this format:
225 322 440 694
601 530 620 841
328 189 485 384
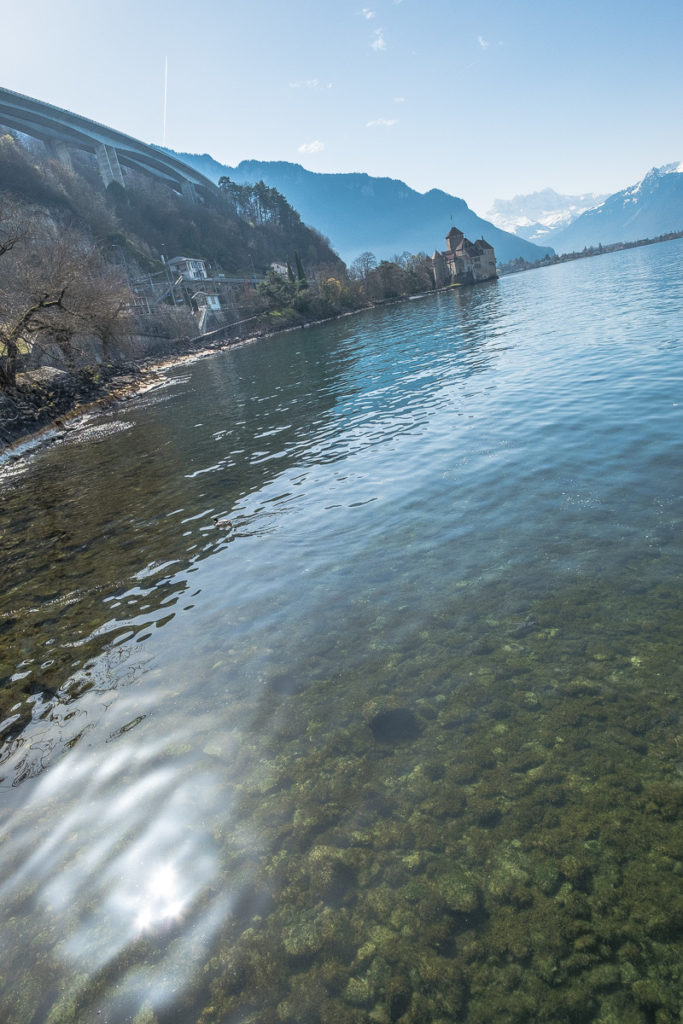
134 862 186 933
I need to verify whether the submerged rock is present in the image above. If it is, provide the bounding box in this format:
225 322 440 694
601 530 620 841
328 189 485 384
436 867 481 914
368 708 422 744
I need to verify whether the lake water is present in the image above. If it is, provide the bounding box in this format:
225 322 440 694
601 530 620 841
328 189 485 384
0 241 682 1024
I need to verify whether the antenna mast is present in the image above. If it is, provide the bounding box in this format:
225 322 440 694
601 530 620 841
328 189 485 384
162 57 168 145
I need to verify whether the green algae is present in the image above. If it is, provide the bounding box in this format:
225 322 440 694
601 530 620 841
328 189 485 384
1 618 680 1024
172 579 682 1024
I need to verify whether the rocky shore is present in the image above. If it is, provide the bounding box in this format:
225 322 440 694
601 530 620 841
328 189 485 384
0 331 262 459
0 364 148 451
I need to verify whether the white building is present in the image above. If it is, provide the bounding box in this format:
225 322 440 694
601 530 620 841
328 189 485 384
167 256 208 281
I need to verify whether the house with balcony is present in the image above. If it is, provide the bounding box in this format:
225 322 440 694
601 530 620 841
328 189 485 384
167 256 208 281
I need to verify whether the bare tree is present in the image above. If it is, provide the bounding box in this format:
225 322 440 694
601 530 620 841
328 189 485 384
349 251 377 281
0 197 25 258
0 205 132 389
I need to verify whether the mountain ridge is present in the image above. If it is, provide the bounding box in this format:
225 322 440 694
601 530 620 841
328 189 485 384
161 150 553 266
541 163 683 253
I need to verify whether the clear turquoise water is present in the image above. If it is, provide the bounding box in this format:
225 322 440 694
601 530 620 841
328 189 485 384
0 241 681 1024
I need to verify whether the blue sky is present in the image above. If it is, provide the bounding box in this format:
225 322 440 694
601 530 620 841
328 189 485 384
3 0 682 216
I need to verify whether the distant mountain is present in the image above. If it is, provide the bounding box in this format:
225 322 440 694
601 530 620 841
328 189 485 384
163 151 553 266
542 163 683 254
487 188 608 243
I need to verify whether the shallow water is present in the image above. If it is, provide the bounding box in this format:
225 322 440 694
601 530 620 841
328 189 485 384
0 242 682 1024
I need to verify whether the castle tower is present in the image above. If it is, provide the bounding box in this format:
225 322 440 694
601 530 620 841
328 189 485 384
445 227 464 253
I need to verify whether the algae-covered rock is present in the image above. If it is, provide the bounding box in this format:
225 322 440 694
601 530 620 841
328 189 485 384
45 992 80 1024
631 978 665 1007
281 906 337 956
324 1000 368 1024
277 973 327 1022
402 877 432 904
307 845 358 906
291 803 341 842
531 860 560 895
345 955 391 1007
400 851 424 873
563 678 602 698
486 852 531 905
559 854 592 889
344 970 376 1003
590 964 622 991
366 885 398 919
413 953 466 1016
435 865 480 913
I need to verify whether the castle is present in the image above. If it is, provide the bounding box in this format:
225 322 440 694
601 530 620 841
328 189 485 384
432 227 497 287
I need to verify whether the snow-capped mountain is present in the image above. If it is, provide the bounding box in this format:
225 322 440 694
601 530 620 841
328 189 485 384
542 162 683 254
486 188 608 243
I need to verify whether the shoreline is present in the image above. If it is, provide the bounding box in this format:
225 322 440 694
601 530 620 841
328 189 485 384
0 284 464 467
0 331 263 465
0 310 360 465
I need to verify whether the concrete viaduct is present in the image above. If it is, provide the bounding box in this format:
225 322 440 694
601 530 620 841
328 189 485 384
0 85 214 199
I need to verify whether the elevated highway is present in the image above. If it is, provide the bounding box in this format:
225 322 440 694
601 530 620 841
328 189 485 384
0 85 214 198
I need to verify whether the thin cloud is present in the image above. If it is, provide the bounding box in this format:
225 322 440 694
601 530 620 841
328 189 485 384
289 78 319 88
371 28 387 50
362 7 376 18
394 96 405 103
366 117 398 127
477 35 489 49
298 140 325 153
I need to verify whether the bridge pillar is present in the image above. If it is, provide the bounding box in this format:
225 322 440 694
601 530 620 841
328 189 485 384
181 180 198 202
95 143 125 188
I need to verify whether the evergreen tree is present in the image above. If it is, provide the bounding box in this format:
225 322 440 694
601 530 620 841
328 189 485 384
294 251 307 285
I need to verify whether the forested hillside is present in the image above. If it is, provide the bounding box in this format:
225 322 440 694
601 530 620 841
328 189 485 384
0 132 447 401
0 131 349 395
0 133 341 277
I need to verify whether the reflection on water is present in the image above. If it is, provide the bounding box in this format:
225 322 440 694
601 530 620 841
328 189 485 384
1 242 682 1023
0 702 235 1021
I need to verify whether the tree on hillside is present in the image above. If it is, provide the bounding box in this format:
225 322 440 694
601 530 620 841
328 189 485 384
217 176 303 232
0 197 24 258
256 268 298 308
349 251 377 281
294 251 307 286
0 205 132 390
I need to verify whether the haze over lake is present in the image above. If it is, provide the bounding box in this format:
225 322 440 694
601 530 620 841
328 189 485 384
1 240 682 1024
